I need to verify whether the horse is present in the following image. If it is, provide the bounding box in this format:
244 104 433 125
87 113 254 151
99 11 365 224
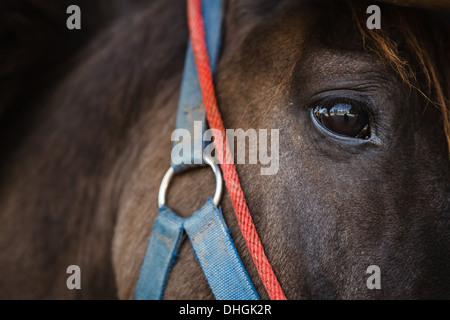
0 0 449 299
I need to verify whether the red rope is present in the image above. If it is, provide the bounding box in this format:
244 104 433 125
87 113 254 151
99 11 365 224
187 0 287 300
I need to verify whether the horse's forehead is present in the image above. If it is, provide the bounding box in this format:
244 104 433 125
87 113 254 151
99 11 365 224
222 1 362 66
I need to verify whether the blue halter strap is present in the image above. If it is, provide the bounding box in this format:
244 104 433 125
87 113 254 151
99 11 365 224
134 0 259 300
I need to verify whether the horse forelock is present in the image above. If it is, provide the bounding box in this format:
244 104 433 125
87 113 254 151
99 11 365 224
348 2 450 157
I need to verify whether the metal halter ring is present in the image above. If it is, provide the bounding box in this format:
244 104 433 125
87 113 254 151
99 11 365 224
158 154 223 209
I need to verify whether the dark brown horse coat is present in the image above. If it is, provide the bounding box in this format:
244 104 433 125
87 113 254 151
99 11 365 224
0 0 449 299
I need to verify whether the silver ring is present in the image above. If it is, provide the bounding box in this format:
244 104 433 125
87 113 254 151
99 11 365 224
158 154 223 208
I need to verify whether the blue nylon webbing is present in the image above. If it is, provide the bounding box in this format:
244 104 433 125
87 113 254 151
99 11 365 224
184 199 259 300
135 200 259 300
134 0 259 300
134 208 185 300
171 0 223 171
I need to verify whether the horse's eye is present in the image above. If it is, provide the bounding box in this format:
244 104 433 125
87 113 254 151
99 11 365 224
313 102 370 139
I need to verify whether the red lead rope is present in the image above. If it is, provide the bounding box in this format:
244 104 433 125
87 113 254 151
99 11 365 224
187 0 287 300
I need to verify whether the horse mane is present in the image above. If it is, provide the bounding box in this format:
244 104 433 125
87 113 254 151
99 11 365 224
349 2 450 156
